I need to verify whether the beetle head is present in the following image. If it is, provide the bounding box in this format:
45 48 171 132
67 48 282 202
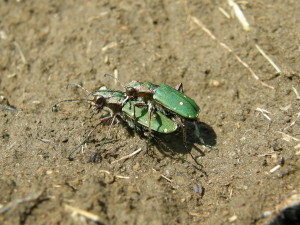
125 86 136 97
126 80 141 97
93 95 106 110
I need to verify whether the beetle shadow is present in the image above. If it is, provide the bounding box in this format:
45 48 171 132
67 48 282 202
186 120 218 152
151 120 218 163
81 115 217 174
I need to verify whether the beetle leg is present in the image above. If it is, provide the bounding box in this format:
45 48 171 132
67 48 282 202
182 123 188 150
173 116 188 150
175 83 184 93
105 114 117 139
120 95 129 106
147 102 153 150
133 102 137 132
151 135 206 174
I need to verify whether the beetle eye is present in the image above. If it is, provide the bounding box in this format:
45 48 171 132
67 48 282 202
126 87 135 96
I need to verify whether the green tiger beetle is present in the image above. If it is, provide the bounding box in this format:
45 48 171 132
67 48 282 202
125 80 200 120
52 84 179 159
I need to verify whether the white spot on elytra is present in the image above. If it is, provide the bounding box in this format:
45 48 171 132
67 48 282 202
179 102 183 105
164 128 168 133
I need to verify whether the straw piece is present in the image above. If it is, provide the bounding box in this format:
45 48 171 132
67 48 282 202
228 0 250 31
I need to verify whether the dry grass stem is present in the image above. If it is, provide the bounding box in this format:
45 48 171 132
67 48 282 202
86 40 92 57
218 7 231 19
102 41 117 53
65 204 102 223
256 107 272 121
228 0 250 31
99 170 130 179
37 138 53 143
291 87 300 100
191 16 274 89
161 174 172 182
114 69 119 85
98 170 111 175
115 175 130 179
269 165 281 173
228 214 238 222
258 152 276 157
13 41 27 64
255 44 281 73
277 131 300 142
111 148 142 164
284 112 300 130
0 30 7 40
0 30 8 39
88 12 109 23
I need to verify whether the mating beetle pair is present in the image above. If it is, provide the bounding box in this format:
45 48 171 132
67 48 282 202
52 77 201 158
121 80 200 145
91 86 179 134
93 77 200 139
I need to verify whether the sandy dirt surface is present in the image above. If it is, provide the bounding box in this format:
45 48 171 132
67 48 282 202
1 0 299 224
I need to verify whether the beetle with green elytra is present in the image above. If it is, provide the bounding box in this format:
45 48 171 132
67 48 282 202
124 80 200 120
123 79 207 149
103 74 200 121
115 81 199 150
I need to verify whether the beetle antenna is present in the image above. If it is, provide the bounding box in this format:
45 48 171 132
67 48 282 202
104 73 125 89
66 83 91 94
51 99 92 112
85 89 124 101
